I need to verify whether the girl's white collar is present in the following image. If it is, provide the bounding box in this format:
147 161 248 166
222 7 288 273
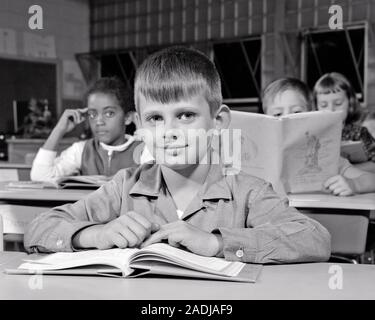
99 134 134 155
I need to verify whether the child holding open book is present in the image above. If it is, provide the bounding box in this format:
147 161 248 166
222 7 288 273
262 77 375 196
313 73 375 171
24 47 330 264
30 77 143 181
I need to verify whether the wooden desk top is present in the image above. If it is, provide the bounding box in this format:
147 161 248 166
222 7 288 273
288 193 375 210
1 252 374 299
0 182 91 202
0 162 32 169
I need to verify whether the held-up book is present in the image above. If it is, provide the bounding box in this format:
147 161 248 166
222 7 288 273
340 140 367 163
5 243 262 282
6 175 110 189
222 110 343 194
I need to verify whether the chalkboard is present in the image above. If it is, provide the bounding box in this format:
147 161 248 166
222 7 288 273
0 58 56 133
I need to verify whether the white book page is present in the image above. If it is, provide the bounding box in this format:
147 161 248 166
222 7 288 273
19 248 139 276
280 111 342 193
135 243 245 277
18 244 245 277
224 111 283 193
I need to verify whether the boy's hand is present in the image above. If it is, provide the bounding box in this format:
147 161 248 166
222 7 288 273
141 221 223 257
324 175 354 196
92 211 159 249
55 108 88 134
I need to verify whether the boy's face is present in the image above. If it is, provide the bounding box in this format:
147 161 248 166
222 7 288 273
87 93 126 145
316 90 349 121
136 94 228 170
266 90 308 117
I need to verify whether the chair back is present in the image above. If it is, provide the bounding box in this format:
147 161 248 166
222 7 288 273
304 212 369 256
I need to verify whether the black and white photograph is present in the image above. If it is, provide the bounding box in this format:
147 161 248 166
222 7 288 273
0 0 375 308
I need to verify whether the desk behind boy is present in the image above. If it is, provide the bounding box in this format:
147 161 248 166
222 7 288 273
0 182 91 203
288 192 375 263
288 193 375 210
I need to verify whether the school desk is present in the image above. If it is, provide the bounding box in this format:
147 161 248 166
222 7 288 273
0 182 91 204
1 185 373 209
288 193 375 210
0 251 374 299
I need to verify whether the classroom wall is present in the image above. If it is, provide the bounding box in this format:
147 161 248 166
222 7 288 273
0 0 90 133
281 0 375 111
90 0 275 50
90 0 375 113
90 0 276 99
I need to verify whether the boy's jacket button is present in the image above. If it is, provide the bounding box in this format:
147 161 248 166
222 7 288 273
236 249 244 258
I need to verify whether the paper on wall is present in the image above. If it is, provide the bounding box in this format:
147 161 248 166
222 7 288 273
0 28 17 55
23 32 56 58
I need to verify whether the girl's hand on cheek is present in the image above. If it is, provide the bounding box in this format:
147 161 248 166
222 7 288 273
55 108 88 134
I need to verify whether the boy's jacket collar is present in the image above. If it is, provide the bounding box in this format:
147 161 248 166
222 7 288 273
129 163 233 201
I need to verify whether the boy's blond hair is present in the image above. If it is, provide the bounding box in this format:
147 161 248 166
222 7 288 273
134 46 222 116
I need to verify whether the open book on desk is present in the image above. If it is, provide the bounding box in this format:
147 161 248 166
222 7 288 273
223 110 343 194
6 175 111 190
5 243 262 283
